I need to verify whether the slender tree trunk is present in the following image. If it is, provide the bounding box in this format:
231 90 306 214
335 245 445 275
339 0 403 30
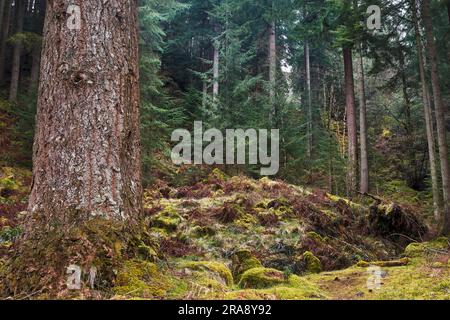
213 42 219 103
0 0 11 85
352 0 369 193
447 0 450 23
305 41 313 159
423 0 450 235
202 80 208 109
400 51 423 189
327 82 334 193
343 47 358 197
399 48 418 188
356 51 369 194
200 44 208 109
0 0 5 41
447 0 450 62
400 67 413 135
8 0 24 102
29 44 41 93
411 0 441 220
268 20 276 121
28 0 44 93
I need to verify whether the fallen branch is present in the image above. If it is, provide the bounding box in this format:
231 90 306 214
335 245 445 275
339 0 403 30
357 192 382 204
357 257 410 268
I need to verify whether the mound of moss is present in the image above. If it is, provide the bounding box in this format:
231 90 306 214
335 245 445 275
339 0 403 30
239 267 286 289
190 225 217 238
0 167 21 201
114 260 171 299
223 275 326 300
302 251 322 274
368 202 427 243
2 167 446 300
150 206 183 232
231 250 263 281
180 261 233 286
404 237 449 258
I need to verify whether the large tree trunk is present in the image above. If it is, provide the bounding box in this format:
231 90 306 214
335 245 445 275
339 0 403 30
5 0 143 295
268 20 276 121
30 0 142 226
0 0 11 85
8 0 24 102
343 47 358 197
423 0 450 235
356 51 369 194
411 0 441 221
305 41 313 159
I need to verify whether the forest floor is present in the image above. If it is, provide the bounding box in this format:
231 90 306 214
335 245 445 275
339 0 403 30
0 167 449 300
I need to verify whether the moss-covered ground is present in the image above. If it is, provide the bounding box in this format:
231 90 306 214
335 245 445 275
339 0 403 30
0 168 448 300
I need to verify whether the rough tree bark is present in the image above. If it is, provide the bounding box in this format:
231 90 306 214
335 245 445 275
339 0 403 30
3 0 143 295
411 0 441 221
423 0 450 235
8 0 24 102
29 0 142 225
0 0 11 85
343 47 358 197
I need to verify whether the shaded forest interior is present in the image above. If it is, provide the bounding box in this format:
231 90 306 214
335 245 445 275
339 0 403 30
1 0 449 229
0 0 449 300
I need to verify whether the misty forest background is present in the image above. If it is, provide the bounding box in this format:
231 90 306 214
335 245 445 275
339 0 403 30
0 0 449 230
